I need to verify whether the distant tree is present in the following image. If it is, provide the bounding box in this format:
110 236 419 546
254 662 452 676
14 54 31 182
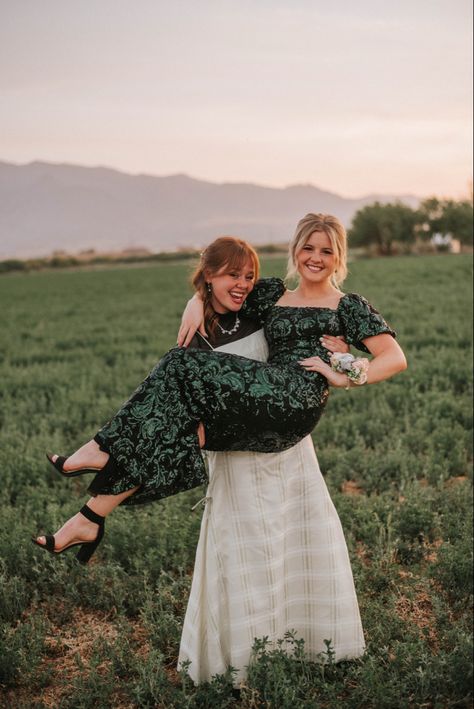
348 201 418 255
0 259 26 274
418 197 473 245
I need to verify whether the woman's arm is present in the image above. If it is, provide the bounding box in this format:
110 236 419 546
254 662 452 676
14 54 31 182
177 295 206 347
356 333 407 384
177 277 285 347
300 333 407 387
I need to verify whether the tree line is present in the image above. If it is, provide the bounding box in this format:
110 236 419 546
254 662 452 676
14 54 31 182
349 196 473 255
1 196 472 274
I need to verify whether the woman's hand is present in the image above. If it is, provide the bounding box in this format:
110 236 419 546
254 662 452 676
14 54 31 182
177 295 207 347
319 335 349 354
301 332 407 387
302 336 349 386
197 422 205 448
299 356 349 387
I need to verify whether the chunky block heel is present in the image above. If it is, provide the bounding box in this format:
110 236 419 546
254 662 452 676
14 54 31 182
31 503 105 565
75 505 105 564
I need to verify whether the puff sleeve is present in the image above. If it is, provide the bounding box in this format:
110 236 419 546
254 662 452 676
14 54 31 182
241 277 286 324
338 293 396 353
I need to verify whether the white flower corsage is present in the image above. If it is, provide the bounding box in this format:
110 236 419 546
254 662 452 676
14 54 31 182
330 352 369 386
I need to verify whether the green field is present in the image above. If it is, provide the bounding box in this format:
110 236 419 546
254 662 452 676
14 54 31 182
0 254 472 708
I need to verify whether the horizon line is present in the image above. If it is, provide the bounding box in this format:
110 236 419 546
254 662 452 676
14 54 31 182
0 156 444 202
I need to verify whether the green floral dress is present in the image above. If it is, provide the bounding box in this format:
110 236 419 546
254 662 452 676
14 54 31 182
91 279 395 505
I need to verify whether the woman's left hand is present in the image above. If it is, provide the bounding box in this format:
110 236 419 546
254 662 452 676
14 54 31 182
320 335 349 354
299 356 348 387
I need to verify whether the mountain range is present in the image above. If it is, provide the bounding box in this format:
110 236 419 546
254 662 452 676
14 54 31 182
0 161 420 259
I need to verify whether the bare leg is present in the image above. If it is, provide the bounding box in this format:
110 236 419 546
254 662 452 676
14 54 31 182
35 487 139 551
53 426 205 473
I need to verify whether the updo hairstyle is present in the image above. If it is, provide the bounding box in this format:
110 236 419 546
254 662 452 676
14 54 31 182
286 213 348 287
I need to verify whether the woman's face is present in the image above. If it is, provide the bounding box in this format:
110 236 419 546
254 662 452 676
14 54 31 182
207 258 256 313
296 231 338 285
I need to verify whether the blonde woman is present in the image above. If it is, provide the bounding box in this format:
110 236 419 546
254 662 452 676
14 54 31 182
175 212 407 682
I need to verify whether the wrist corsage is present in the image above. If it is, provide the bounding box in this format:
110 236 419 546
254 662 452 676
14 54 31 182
330 352 369 387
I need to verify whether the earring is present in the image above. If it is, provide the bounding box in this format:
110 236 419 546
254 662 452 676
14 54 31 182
206 282 212 293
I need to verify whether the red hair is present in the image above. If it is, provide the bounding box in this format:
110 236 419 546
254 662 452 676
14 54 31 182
191 236 260 337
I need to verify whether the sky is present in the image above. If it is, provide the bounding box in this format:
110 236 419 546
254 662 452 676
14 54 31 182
0 0 472 198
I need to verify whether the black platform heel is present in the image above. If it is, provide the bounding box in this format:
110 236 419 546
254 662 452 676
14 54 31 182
46 453 112 478
31 504 105 565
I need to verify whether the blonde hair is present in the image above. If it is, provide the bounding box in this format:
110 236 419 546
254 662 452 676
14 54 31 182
192 236 260 337
286 213 348 287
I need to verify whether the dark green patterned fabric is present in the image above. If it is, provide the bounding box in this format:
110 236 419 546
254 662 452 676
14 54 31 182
338 293 396 353
91 278 395 506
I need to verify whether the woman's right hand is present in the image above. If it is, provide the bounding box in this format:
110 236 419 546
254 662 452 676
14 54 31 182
177 295 207 347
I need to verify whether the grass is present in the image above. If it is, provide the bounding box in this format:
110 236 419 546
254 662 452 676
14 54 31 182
0 253 472 708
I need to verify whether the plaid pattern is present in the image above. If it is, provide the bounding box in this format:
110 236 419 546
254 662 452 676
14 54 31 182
178 331 365 684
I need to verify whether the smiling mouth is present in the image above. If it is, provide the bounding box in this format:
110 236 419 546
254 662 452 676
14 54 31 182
229 290 246 303
306 264 323 272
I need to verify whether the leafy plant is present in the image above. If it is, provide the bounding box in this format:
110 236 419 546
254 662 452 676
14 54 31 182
0 254 472 708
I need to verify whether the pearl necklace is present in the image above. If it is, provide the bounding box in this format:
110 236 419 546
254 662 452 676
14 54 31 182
217 313 241 335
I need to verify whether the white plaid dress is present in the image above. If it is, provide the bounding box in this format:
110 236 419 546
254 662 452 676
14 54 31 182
178 330 365 685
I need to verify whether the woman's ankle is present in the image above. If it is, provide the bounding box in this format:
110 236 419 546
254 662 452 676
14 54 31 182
86 487 138 517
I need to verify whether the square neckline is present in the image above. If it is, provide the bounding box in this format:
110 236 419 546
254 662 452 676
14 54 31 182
272 292 350 312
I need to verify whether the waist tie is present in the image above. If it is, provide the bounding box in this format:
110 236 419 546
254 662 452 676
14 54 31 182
191 496 212 511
